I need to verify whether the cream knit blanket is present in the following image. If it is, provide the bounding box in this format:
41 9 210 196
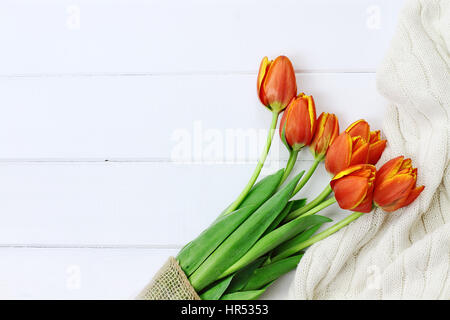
291 0 450 299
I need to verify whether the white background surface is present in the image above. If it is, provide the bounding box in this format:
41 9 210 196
0 0 405 299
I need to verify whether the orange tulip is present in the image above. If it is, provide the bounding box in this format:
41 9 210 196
345 119 370 141
279 93 317 151
325 132 369 176
330 164 376 213
309 112 339 160
257 56 297 112
345 120 387 165
373 156 424 212
367 131 387 165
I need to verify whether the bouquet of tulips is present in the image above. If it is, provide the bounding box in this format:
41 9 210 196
138 56 424 300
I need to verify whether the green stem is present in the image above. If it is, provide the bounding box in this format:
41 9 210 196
276 211 365 260
285 184 333 221
279 149 299 186
223 110 279 215
262 198 336 266
271 210 364 262
291 158 321 196
296 196 336 218
220 196 336 278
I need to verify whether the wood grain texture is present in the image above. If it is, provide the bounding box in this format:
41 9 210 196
0 247 179 299
0 246 296 299
0 73 385 160
0 0 402 74
0 161 344 246
0 0 405 299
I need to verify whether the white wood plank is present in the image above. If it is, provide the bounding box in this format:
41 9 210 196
0 247 178 299
0 0 404 75
0 247 293 299
0 0 405 301
0 160 344 246
260 270 295 300
0 73 387 160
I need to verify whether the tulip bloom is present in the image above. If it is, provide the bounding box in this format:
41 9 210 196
226 56 296 215
345 119 370 141
373 156 424 212
257 56 297 112
310 112 339 160
345 120 387 165
325 132 369 176
367 131 387 165
279 93 317 151
330 164 376 213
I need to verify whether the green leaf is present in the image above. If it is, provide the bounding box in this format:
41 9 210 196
263 197 307 236
177 169 284 276
244 254 303 290
189 172 302 291
226 257 266 293
220 289 267 300
177 204 257 276
271 222 327 262
262 202 293 237
290 198 307 212
219 169 284 217
199 275 234 300
221 215 331 276
237 169 285 209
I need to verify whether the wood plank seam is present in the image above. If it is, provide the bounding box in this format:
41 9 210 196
0 244 183 249
0 159 318 164
0 70 377 78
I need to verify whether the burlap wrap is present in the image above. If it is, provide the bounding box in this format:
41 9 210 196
137 256 201 300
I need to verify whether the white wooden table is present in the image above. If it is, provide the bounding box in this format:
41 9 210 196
0 0 405 299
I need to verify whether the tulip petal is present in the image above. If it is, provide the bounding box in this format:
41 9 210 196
401 185 425 208
307 95 317 135
262 56 297 112
400 158 412 170
279 108 288 138
330 164 371 182
352 194 374 213
375 156 404 187
350 139 369 166
284 95 315 149
368 139 387 165
374 157 424 212
279 110 291 151
329 114 340 145
257 57 270 92
314 113 327 136
310 113 327 155
373 174 415 211
257 57 271 106
346 120 370 141
325 132 352 176
369 130 380 143
352 183 374 213
310 113 339 159
330 164 376 212
332 176 369 210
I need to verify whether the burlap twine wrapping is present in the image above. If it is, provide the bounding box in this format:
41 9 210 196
137 256 201 300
